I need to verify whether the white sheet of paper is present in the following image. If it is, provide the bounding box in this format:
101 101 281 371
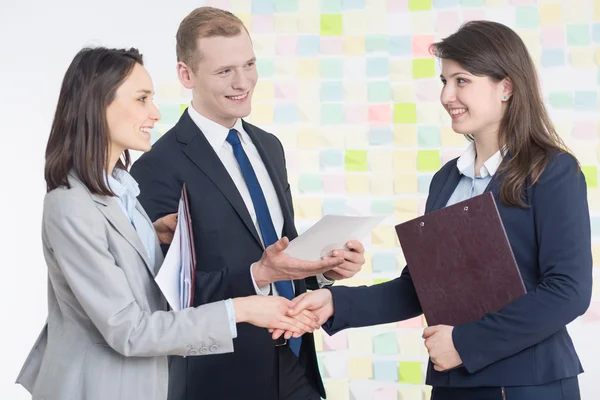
284 215 385 261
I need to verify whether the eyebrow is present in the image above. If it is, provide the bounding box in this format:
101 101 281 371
439 72 470 79
136 89 153 95
214 57 257 72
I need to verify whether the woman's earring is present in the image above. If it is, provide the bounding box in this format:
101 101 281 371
504 96 508 99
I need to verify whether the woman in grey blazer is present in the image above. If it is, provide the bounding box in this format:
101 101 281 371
16 47 341 400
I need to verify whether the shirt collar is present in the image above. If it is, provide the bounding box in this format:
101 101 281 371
187 102 247 153
106 168 140 200
456 142 504 179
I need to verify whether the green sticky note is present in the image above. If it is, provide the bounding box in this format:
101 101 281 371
549 92 573 108
345 150 368 172
567 24 590 46
180 104 188 115
320 58 344 79
394 103 417 124
398 361 423 384
159 104 183 124
368 81 391 102
460 0 484 6
299 174 323 192
257 58 275 78
582 166 599 188
412 58 435 79
366 35 389 53
321 104 344 124
373 332 398 355
516 7 539 29
418 150 441 172
418 126 441 147
373 278 391 284
409 0 432 11
372 200 394 215
275 0 298 12
321 14 342 36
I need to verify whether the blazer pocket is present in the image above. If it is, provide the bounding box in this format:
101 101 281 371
77 344 123 399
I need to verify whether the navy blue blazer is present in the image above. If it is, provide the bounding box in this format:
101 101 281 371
324 152 592 387
130 111 324 399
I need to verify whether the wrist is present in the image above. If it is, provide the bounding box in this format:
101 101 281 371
232 298 249 323
252 261 272 288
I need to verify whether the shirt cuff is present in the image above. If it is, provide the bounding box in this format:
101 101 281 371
250 263 271 296
224 299 237 339
316 273 334 287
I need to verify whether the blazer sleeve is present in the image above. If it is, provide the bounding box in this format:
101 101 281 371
43 191 235 358
130 154 258 302
452 153 593 373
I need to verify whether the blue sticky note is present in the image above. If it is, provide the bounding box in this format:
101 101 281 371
158 104 183 124
369 127 394 145
299 174 323 193
320 149 344 168
417 126 441 148
321 104 344 124
366 57 389 77
389 36 412 56
372 200 394 215
320 58 344 79
418 175 434 194
516 7 539 29
323 198 347 215
366 35 389 53
372 253 397 272
342 0 365 9
252 0 275 14
298 36 320 56
322 0 343 13
541 49 565 67
373 360 399 382
591 216 600 236
274 104 298 124
321 81 344 101
593 24 600 43
368 81 391 102
433 0 459 6
257 59 275 78
373 332 398 355
574 91 598 110
275 0 298 12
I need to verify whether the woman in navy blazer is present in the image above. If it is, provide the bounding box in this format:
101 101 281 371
284 21 593 400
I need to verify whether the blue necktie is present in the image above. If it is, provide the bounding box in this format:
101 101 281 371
226 129 301 356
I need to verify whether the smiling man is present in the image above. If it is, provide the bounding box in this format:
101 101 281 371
130 7 366 400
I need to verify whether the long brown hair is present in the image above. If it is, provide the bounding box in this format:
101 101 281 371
431 21 571 208
44 47 143 195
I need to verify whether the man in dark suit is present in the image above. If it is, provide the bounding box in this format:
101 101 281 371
130 7 366 400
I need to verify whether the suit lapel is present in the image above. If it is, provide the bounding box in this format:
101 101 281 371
431 161 462 211
176 112 262 248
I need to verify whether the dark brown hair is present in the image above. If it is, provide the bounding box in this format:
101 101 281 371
176 6 248 72
431 20 571 208
45 47 143 195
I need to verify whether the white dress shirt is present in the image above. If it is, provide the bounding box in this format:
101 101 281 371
187 104 333 296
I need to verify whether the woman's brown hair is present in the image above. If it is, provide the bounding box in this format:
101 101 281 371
431 20 572 207
44 46 143 195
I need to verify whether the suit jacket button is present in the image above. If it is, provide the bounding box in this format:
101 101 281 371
200 346 209 354
209 345 218 352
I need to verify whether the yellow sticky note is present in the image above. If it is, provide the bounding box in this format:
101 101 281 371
441 126 468 147
248 104 274 124
343 11 367 35
361 251 373 274
398 361 423 384
235 13 252 30
485 0 509 6
252 81 274 101
274 14 298 34
394 174 418 194
230 0 251 13
298 150 319 172
570 48 595 68
515 30 540 56
390 60 413 83
346 175 370 194
539 4 562 26
397 253 407 271
298 104 320 125
321 131 346 148
297 83 319 102
398 333 426 358
275 59 297 79
293 198 322 219
324 380 349 400
411 12 434 34
417 103 444 124
297 13 320 34
298 0 319 13
297 129 321 149
563 0 588 23
393 150 418 173
348 331 373 354
394 125 418 147
342 276 373 287
594 48 600 67
424 386 433 400
349 358 373 379
276 130 297 149
252 36 275 57
372 226 398 248
366 10 387 35
591 245 600 268
392 84 416 103
313 328 323 352
345 129 369 149
297 58 319 78
370 150 393 172
344 82 368 102
371 175 394 195
596 0 600 22
395 199 419 223
398 387 423 400
343 36 366 56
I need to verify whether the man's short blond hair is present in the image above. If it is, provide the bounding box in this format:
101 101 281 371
176 7 249 71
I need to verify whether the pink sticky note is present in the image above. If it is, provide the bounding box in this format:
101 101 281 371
416 80 442 102
418 198 427 216
413 35 435 57
322 330 348 350
397 315 423 328
463 9 485 23
373 387 398 400
275 82 297 101
323 174 346 194
388 0 409 12
345 104 368 124
442 149 464 165
510 0 537 5
541 27 566 47
276 35 297 56
582 301 600 324
368 104 392 126
284 150 298 171
435 11 461 34
251 15 274 34
572 121 599 140
320 37 343 55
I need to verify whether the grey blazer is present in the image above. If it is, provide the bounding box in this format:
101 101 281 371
16 173 234 400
